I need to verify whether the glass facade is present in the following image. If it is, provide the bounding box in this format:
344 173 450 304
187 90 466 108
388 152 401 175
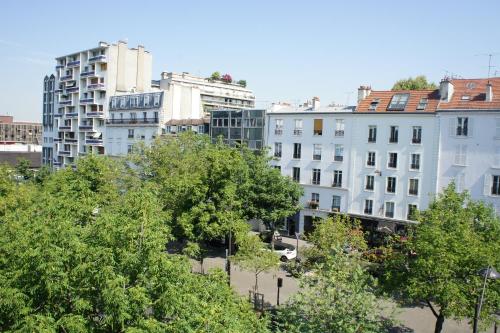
210 109 265 149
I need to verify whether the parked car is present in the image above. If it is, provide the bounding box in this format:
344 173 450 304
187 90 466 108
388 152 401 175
268 242 297 262
259 230 282 243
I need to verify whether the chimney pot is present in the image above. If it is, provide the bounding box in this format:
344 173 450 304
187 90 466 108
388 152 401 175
486 83 493 102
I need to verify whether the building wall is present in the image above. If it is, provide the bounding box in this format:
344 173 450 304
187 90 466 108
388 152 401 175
437 111 500 212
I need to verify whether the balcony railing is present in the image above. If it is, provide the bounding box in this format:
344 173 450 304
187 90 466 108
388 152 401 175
55 64 64 69
59 100 73 106
106 118 159 125
54 138 62 142
78 125 96 131
335 130 344 137
67 60 80 67
66 87 79 93
58 150 71 156
410 164 420 170
65 138 78 143
80 98 95 104
313 154 321 161
274 128 283 135
334 156 344 162
55 88 63 93
85 138 104 145
88 83 105 90
60 75 73 81
306 201 319 209
58 125 72 131
80 70 96 77
293 129 302 136
54 113 63 118
86 112 105 118
89 55 107 62
332 182 342 188
412 138 422 144
65 112 78 117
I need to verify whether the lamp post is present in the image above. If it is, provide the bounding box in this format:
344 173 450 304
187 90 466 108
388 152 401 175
473 266 500 333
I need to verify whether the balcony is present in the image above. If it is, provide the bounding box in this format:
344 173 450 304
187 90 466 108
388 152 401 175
54 138 62 142
85 138 104 146
89 55 107 63
80 70 96 77
106 118 159 126
54 113 63 118
67 60 80 67
274 128 283 135
86 112 105 118
66 87 79 93
334 156 344 162
65 112 78 118
65 138 78 143
332 182 342 188
306 201 319 209
58 125 72 131
87 83 105 91
55 88 63 93
78 125 96 132
58 150 71 156
55 64 64 70
53 161 62 166
80 98 95 104
59 100 73 106
335 130 344 137
60 75 73 82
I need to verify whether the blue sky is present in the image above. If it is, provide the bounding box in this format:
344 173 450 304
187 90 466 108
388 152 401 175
2 0 500 121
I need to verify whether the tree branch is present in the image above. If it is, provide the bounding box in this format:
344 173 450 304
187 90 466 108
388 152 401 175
426 300 439 318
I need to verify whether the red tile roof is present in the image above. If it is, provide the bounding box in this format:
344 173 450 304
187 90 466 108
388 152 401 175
356 89 440 113
439 77 500 110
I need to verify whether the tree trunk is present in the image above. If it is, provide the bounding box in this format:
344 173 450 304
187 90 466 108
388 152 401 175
255 273 259 293
434 313 445 333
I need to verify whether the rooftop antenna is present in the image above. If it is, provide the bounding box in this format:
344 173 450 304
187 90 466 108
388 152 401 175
475 52 499 82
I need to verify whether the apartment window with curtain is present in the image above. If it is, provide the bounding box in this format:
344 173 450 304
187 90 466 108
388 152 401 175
332 195 341 211
292 167 300 182
408 178 419 196
365 175 374 191
293 143 301 159
333 170 343 187
385 202 395 218
388 152 398 169
366 151 376 167
412 126 422 144
313 119 323 136
312 169 321 185
313 144 322 160
456 117 469 136
335 119 345 137
389 126 399 143
368 125 377 142
275 119 283 135
410 153 421 171
364 199 373 215
294 119 303 135
386 177 396 193
334 144 344 162
274 142 282 158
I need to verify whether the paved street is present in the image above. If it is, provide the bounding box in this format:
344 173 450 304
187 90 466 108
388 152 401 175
191 237 494 333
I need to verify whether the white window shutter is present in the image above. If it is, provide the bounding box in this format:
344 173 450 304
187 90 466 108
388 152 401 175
484 174 491 196
468 118 473 137
449 118 456 137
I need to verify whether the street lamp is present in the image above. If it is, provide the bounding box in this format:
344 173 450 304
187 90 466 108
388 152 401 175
473 266 500 333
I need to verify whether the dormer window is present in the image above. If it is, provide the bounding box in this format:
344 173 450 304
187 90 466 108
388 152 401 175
416 98 428 111
368 99 380 111
387 93 410 111
461 95 471 101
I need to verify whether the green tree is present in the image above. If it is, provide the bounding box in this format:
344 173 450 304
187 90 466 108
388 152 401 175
210 71 221 81
15 159 33 180
232 235 280 292
382 183 500 333
275 217 392 332
392 75 437 90
241 148 303 247
0 155 270 332
237 79 247 87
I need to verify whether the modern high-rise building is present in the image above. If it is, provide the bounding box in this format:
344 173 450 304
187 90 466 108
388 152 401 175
43 41 153 168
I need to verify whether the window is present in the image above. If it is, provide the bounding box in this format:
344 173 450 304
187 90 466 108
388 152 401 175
130 112 137 121
120 97 126 108
388 152 398 169
294 119 303 135
153 94 160 106
334 144 344 162
385 202 395 218
454 144 467 165
410 153 421 171
293 143 301 159
275 119 283 135
366 151 376 167
111 97 117 108
364 199 373 215
365 175 374 191
409 178 419 196
198 125 204 133
386 177 396 193
273 142 282 158
311 193 319 203
313 119 323 136
412 126 422 144
292 167 300 182
274 165 281 171
144 95 150 106
389 126 399 143
416 98 428 111
333 170 343 187
407 204 418 220
335 119 345 137
312 169 321 185
368 126 377 143
492 175 500 195
313 144 322 160
456 117 469 136
387 93 410 111
127 144 133 153
130 96 138 107
332 196 341 211
128 129 134 139
369 99 380 111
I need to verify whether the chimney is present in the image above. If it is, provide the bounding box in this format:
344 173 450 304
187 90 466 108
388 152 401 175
439 78 454 102
357 86 371 102
312 96 320 110
486 82 493 102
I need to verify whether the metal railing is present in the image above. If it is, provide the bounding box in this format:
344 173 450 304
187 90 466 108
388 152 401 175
106 118 159 125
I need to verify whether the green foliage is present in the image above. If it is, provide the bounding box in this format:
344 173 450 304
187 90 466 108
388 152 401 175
275 218 392 332
382 183 500 332
0 155 269 332
210 71 221 80
232 235 280 292
237 79 247 87
392 75 437 90
15 159 33 180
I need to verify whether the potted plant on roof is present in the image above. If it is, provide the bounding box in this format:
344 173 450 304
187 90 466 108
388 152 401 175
221 74 232 84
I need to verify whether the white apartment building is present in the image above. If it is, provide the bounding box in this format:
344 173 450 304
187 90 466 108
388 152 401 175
436 77 500 212
44 41 152 168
